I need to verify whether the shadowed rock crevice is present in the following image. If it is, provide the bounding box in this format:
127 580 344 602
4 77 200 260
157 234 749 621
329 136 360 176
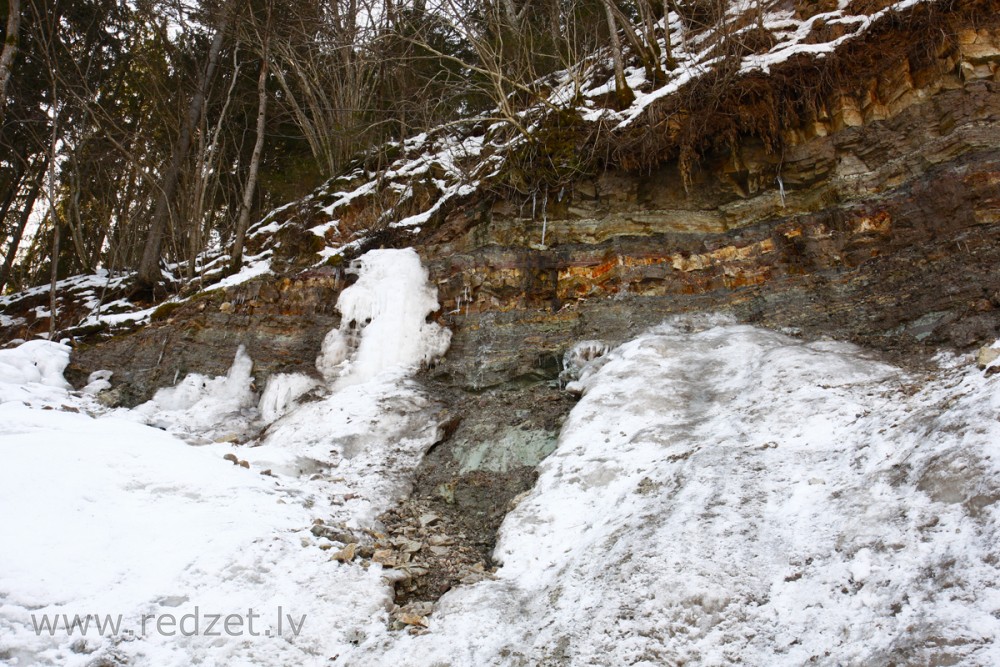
371 377 576 630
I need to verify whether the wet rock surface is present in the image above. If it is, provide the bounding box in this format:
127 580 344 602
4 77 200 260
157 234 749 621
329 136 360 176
365 379 574 619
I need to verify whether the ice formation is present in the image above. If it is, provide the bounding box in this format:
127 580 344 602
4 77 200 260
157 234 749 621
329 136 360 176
560 339 612 384
0 340 71 389
316 248 451 385
148 345 254 413
257 372 320 424
131 345 257 438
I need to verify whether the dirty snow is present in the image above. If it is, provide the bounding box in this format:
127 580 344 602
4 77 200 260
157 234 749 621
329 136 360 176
350 315 1000 666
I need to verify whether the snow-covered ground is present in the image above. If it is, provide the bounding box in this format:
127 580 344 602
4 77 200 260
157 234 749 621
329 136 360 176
3 282 1000 664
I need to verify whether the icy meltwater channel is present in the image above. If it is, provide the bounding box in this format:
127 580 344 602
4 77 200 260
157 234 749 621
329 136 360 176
1 284 999 663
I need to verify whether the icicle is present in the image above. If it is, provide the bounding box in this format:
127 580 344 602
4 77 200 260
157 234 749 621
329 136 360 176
541 191 549 246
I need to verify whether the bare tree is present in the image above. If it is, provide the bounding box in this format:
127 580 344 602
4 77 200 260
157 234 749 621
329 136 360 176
187 48 242 278
661 0 677 69
601 0 634 107
45 86 59 338
0 155 45 294
230 8 271 272
267 0 395 176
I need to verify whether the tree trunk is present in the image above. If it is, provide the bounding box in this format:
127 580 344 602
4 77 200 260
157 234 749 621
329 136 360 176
44 68 61 338
662 0 676 69
48 216 59 336
66 158 91 272
0 0 20 126
188 50 241 278
47 133 59 339
639 1 666 83
606 0 661 85
230 53 268 272
0 158 26 226
136 3 232 289
500 0 518 26
602 1 634 108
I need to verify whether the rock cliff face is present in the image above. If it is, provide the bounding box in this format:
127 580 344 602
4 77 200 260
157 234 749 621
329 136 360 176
424 25 1000 388
67 23 1000 394
45 8 1000 610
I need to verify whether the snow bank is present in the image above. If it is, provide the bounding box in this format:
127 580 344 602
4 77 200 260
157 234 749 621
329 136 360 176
0 396 400 667
0 340 71 405
352 316 1000 666
0 339 70 388
0 331 428 666
0 408 294 610
317 248 450 386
